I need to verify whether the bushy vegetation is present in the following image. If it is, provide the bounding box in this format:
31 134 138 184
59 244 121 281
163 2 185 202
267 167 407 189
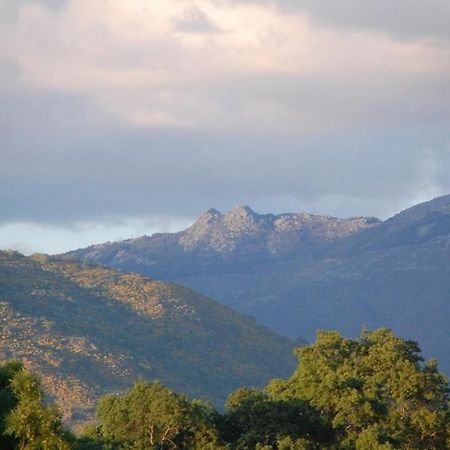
1 329 448 449
0 360 71 449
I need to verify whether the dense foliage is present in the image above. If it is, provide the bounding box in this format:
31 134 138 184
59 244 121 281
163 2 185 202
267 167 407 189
219 388 333 449
267 329 450 449
95 380 224 449
0 361 71 449
2 328 448 449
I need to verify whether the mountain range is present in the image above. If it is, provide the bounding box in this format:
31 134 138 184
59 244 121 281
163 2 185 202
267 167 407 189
66 195 450 374
0 251 297 427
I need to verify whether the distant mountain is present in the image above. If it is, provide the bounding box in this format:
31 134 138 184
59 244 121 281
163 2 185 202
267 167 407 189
336 194 450 252
65 195 450 375
0 251 297 426
66 205 379 277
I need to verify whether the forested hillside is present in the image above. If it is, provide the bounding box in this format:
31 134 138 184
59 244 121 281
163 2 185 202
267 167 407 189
0 251 297 426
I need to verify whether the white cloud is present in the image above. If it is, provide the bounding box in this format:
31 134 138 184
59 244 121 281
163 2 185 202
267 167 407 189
2 0 449 134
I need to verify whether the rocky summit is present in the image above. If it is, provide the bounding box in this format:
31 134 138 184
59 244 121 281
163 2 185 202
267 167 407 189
66 206 380 278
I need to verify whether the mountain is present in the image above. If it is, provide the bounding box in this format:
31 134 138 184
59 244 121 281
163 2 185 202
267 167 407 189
65 205 379 277
65 195 450 375
0 251 297 427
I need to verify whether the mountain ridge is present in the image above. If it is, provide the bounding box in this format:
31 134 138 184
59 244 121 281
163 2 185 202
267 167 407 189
65 206 380 276
63 195 450 375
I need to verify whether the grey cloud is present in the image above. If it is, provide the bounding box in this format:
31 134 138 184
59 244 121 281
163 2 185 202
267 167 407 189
1 87 449 225
31 0 67 9
0 59 21 85
208 72 450 132
173 7 221 34
0 0 68 23
228 0 450 40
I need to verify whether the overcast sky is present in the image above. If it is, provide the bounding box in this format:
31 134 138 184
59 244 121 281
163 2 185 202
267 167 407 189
1 0 449 253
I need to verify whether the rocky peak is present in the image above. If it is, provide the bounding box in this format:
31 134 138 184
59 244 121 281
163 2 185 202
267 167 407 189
178 205 383 254
194 208 222 225
180 206 272 252
224 206 258 224
226 205 258 218
180 209 223 246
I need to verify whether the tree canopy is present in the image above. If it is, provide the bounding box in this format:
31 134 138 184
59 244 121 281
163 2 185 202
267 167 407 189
0 361 70 450
1 328 449 449
267 328 450 449
95 379 224 449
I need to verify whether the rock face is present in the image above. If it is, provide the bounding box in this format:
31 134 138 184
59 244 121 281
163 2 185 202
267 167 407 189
0 251 297 426
66 206 380 278
180 206 379 256
65 195 450 375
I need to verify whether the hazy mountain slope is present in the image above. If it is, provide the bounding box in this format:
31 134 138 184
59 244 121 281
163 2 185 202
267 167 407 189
64 196 450 373
0 251 297 426
333 194 450 253
173 236 450 369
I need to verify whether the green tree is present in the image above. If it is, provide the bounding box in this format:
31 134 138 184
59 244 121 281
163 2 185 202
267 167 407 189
0 360 23 449
267 328 450 449
96 379 225 449
220 387 332 449
71 426 120 450
5 368 70 450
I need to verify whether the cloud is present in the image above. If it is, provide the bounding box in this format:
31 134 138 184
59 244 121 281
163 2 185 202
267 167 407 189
227 0 450 41
0 0 449 253
2 0 448 133
173 6 221 34
1 85 449 225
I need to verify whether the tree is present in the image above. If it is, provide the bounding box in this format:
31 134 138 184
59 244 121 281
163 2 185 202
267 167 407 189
5 367 70 450
0 360 71 450
96 379 225 449
0 360 23 449
220 387 332 449
71 425 120 450
267 328 450 449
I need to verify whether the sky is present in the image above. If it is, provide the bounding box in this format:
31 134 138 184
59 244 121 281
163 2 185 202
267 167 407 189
1 0 449 254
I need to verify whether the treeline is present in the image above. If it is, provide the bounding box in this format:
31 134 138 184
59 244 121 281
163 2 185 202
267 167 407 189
1 329 449 449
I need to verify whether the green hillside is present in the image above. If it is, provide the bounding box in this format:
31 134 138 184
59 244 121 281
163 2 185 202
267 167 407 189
0 251 297 426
